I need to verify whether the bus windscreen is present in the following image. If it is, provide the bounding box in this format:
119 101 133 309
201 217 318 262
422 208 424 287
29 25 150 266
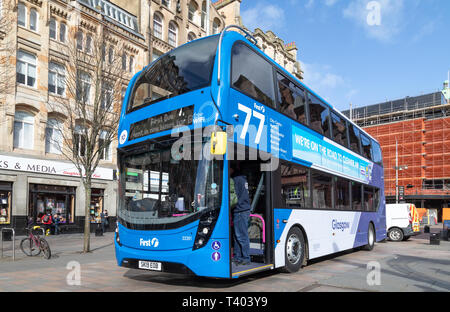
117 137 223 230
128 36 219 112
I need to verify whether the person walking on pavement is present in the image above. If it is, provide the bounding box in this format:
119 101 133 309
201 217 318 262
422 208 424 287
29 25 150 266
53 213 60 235
100 210 109 233
230 163 251 266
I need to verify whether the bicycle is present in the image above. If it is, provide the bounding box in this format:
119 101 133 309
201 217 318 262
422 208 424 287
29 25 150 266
20 226 51 259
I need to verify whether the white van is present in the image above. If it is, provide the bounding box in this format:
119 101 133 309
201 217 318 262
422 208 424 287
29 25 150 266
386 203 421 242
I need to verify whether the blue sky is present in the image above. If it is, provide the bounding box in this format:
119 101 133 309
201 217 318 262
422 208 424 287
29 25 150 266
239 0 450 112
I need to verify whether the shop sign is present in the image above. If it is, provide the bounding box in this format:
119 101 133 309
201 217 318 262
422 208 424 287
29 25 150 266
0 154 113 180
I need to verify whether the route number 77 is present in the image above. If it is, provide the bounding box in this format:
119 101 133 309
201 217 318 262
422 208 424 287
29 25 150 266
238 103 265 145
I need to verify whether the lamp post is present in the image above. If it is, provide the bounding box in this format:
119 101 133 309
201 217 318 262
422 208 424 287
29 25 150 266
394 140 408 203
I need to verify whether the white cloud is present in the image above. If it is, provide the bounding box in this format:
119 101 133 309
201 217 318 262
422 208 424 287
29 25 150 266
343 0 405 42
241 3 285 32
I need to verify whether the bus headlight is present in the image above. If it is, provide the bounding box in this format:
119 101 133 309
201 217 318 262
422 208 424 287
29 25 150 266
115 222 122 246
193 209 219 250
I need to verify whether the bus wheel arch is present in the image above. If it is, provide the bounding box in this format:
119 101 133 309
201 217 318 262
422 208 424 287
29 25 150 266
281 224 307 273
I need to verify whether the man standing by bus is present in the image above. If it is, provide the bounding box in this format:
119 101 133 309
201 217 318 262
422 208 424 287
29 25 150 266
230 163 251 266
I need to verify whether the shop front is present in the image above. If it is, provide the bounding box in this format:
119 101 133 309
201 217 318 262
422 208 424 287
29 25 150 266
0 182 12 225
29 184 76 225
0 153 116 234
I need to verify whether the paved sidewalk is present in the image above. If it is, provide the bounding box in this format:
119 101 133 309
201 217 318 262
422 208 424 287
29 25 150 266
0 230 449 292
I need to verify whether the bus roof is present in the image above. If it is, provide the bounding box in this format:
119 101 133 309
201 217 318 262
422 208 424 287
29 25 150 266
224 30 379 145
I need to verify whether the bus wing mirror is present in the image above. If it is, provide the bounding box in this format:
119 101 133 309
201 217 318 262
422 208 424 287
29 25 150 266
211 131 227 155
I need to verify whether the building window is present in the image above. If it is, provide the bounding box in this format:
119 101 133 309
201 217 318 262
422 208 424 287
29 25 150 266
187 32 196 42
201 1 206 29
76 31 83 50
76 71 91 103
152 50 162 62
162 0 170 8
14 111 34 150
48 62 66 96
101 81 113 111
29 8 38 31
108 46 114 64
99 130 111 161
49 18 57 40
45 118 63 154
85 34 92 54
74 125 87 157
122 53 127 70
168 22 177 47
153 13 163 40
129 55 134 73
212 18 220 34
16 50 37 87
18 3 26 27
188 1 198 24
59 22 66 42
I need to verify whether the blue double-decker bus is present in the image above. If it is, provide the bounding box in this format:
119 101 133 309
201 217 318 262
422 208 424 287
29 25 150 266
115 26 386 279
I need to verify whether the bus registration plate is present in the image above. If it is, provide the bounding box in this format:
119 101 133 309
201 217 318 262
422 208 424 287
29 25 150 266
138 261 162 271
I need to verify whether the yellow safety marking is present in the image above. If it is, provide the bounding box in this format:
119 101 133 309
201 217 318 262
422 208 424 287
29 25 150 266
232 264 274 277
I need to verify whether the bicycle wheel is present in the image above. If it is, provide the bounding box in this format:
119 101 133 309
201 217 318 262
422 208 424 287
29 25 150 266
20 237 41 256
39 238 51 259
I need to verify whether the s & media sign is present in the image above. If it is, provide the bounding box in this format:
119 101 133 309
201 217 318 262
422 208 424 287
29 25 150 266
0 154 113 180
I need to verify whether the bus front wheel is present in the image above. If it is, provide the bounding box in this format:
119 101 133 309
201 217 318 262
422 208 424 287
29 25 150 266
281 227 305 273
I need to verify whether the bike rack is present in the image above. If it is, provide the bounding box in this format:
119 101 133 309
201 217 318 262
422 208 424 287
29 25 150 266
1 228 16 261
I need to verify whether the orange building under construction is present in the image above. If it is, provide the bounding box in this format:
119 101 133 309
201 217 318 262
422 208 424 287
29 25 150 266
343 87 450 222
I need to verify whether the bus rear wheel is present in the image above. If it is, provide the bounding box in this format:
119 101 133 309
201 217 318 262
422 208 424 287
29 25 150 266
281 227 305 273
363 223 375 251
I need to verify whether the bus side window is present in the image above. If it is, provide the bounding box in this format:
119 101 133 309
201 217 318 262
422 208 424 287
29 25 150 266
308 93 330 138
231 42 276 108
351 181 362 211
334 177 350 210
360 133 372 161
311 170 333 210
276 73 307 125
372 140 383 166
281 163 310 209
363 185 374 212
348 124 361 155
331 111 348 148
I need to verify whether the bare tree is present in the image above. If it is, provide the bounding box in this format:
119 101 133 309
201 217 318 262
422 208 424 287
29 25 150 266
48 25 127 252
0 0 16 111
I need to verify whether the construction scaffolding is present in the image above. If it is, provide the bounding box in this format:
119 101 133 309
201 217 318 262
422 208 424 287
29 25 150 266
342 91 450 210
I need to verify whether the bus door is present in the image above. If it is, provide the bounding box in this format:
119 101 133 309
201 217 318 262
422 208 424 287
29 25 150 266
229 159 274 277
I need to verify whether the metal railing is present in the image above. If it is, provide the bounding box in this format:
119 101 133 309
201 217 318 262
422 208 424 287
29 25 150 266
1 228 15 261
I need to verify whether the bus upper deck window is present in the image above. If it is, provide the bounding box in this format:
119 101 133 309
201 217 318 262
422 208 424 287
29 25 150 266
348 124 361 155
360 134 372 161
276 73 307 125
308 94 330 138
231 42 275 108
331 111 348 148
